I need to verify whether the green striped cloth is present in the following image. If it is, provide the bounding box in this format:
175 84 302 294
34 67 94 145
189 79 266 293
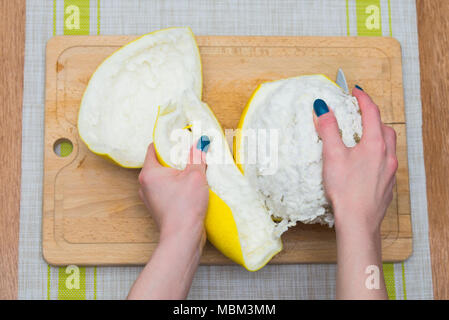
18 0 433 299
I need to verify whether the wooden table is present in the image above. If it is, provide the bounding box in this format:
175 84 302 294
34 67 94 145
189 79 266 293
0 0 448 299
417 0 449 300
0 0 25 300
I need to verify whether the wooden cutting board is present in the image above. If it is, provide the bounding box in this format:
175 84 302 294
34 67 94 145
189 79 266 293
43 35 412 266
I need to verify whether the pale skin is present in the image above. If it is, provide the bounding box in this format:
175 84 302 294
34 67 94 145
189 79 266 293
127 144 209 300
127 86 396 300
314 87 396 299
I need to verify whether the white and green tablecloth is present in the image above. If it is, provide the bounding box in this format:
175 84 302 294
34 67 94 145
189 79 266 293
19 0 433 299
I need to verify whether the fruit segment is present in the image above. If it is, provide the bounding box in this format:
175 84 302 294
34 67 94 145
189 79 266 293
153 94 283 271
78 27 202 168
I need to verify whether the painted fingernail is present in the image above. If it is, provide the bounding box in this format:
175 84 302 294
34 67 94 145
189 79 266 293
355 84 364 91
313 99 329 117
197 135 210 153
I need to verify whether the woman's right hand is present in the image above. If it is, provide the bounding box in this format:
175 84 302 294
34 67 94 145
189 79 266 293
313 86 397 300
314 86 398 236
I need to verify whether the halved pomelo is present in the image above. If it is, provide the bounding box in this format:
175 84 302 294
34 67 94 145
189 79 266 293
235 75 362 232
153 92 283 271
78 27 202 168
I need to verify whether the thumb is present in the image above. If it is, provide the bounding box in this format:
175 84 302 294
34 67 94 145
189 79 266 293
184 135 209 174
142 143 162 169
313 99 346 156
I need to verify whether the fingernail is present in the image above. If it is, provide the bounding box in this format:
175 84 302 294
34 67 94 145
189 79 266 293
313 99 329 117
355 84 364 91
197 135 210 153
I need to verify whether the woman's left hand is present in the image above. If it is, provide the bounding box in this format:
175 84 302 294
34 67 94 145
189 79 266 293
128 139 210 300
138 142 209 243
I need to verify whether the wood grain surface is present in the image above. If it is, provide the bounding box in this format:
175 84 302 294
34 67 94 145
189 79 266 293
417 0 449 300
2 0 446 299
0 0 25 300
42 35 411 266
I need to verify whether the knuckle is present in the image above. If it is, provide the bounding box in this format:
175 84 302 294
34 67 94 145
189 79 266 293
319 114 338 129
385 125 397 141
366 100 381 114
369 136 386 154
138 170 151 186
323 148 344 162
388 155 399 172
391 130 397 145
365 105 381 124
373 104 381 116
188 169 205 184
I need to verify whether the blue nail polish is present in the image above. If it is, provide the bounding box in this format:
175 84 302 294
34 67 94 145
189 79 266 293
197 135 210 153
313 99 329 117
355 84 364 91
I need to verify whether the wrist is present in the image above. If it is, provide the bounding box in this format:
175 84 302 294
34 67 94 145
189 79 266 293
333 207 382 241
156 228 206 272
335 224 381 250
335 214 383 263
159 221 205 251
